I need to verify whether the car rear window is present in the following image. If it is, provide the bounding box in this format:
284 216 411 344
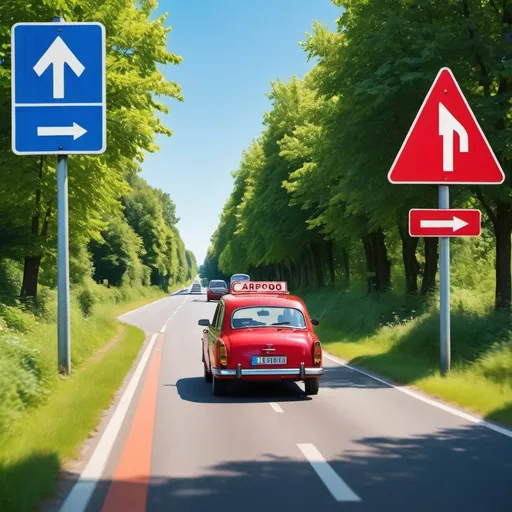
210 281 226 287
231 307 306 329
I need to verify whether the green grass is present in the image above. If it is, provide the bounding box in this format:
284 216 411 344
0 324 145 512
303 284 512 427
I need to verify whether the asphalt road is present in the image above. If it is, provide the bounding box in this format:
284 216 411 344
58 285 512 512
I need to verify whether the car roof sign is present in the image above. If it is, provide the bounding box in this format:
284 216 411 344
231 281 289 294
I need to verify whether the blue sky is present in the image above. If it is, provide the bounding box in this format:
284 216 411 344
141 0 341 265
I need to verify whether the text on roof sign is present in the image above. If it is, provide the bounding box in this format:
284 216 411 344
231 281 288 293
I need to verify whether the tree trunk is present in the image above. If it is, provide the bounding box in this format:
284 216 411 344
306 247 315 288
362 235 376 294
326 240 335 287
21 157 44 298
493 201 512 310
284 261 292 287
421 237 438 295
398 222 419 295
300 255 309 289
20 256 42 297
310 243 325 288
371 229 391 292
287 261 294 287
341 247 350 284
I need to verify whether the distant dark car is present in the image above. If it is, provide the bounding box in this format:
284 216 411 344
201 278 208 287
230 273 250 291
190 282 202 294
207 280 228 302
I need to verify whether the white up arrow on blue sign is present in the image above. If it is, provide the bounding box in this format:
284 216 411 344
11 22 106 155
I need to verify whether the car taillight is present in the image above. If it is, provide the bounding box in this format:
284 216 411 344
219 342 228 367
313 341 322 365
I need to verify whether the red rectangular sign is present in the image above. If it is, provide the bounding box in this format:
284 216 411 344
231 281 288 293
409 209 481 237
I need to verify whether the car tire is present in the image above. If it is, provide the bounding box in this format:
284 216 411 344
204 361 212 383
212 375 228 396
304 377 320 395
207 298 210 302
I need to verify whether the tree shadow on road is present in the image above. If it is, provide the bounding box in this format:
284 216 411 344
3 422 512 512
319 365 389 389
41 422 512 512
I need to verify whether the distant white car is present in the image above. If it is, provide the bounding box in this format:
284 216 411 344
190 283 202 294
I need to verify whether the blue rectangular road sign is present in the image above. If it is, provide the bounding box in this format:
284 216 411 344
11 22 106 155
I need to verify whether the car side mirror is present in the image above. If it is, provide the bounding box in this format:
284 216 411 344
311 319 319 326
198 319 210 327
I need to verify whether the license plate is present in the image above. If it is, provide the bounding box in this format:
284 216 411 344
251 356 287 365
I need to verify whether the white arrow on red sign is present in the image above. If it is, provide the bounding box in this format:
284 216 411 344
420 216 468 232
409 209 481 237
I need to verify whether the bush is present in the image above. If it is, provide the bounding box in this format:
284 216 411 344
0 304 37 333
0 336 44 434
0 259 23 304
0 279 170 438
77 286 97 317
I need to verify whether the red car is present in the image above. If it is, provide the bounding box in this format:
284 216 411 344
206 279 229 301
198 281 323 396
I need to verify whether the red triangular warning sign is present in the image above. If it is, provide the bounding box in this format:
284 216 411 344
388 67 505 184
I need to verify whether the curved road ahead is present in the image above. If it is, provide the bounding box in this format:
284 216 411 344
55 288 512 512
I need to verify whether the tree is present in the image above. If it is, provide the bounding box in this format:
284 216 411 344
90 216 147 287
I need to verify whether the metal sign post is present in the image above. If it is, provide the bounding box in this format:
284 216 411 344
438 186 450 376
388 67 504 377
11 18 106 374
57 153 71 374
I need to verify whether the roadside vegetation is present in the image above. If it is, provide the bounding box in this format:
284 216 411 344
304 274 512 426
0 323 146 512
0 1 195 509
200 1 512 425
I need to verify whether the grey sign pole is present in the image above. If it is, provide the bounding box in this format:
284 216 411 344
438 185 450 376
57 154 70 374
52 16 71 375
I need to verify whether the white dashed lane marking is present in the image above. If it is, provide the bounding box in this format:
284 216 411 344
269 402 283 413
297 443 361 502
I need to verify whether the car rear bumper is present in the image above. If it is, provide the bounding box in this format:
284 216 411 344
212 363 324 379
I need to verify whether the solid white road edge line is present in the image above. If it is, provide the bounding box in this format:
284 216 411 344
58 333 159 512
297 444 361 502
324 353 512 440
269 402 283 413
